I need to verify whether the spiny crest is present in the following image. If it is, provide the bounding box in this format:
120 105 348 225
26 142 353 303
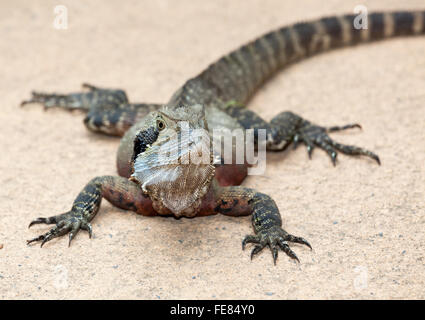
160 104 207 129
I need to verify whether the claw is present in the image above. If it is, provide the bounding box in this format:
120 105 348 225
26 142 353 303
298 238 312 250
330 141 381 165
40 236 50 248
286 235 312 250
365 152 380 165
20 92 36 107
29 218 46 228
306 145 314 159
327 123 362 132
242 235 259 250
82 222 93 239
82 83 99 91
68 222 81 247
330 151 337 166
278 240 300 263
68 233 74 247
271 246 278 265
28 222 68 247
297 119 380 166
293 134 300 150
250 245 264 260
243 226 310 264
27 235 44 245
317 139 338 165
20 100 31 107
27 213 86 247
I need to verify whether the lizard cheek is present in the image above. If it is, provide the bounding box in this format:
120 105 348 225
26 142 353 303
131 126 159 162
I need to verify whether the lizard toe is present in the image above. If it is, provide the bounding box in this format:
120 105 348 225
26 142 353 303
27 210 90 247
243 226 310 264
298 120 379 165
242 234 260 250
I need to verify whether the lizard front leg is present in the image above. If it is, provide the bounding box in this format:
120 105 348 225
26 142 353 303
21 83 162 136
212 185 311 264
27 176 155 247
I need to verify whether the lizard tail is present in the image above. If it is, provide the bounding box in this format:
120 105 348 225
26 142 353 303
173 10 425 108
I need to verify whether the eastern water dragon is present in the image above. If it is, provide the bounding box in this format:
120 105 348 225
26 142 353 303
22 10 425 264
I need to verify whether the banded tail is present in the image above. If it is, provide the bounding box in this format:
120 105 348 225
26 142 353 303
170 11 425 107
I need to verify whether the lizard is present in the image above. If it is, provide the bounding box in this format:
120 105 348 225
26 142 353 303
22 10 425 264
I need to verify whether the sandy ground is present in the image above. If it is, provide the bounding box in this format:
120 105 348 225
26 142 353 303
0 0 424 299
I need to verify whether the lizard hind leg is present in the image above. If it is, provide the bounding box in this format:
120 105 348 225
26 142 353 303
224 105 380 165
20 83 128 111
276 112 381 165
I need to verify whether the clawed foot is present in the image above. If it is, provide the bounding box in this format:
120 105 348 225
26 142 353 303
20 83 124 111
20 90 88 110
294 120 380 166
27 211 92 247
242 226 311 265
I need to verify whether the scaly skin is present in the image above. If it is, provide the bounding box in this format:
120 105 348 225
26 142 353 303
22 11 424 264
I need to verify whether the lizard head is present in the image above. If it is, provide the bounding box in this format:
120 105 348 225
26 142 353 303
130 104 215 216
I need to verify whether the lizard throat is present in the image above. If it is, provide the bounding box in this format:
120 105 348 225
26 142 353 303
130 130 215 216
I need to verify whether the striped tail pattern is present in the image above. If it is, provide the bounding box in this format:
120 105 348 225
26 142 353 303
171 11 425 108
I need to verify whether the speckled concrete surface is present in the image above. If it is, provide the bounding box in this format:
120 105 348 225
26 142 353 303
0 0 424 299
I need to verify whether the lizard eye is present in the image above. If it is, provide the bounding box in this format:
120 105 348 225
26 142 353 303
156 119 166 131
